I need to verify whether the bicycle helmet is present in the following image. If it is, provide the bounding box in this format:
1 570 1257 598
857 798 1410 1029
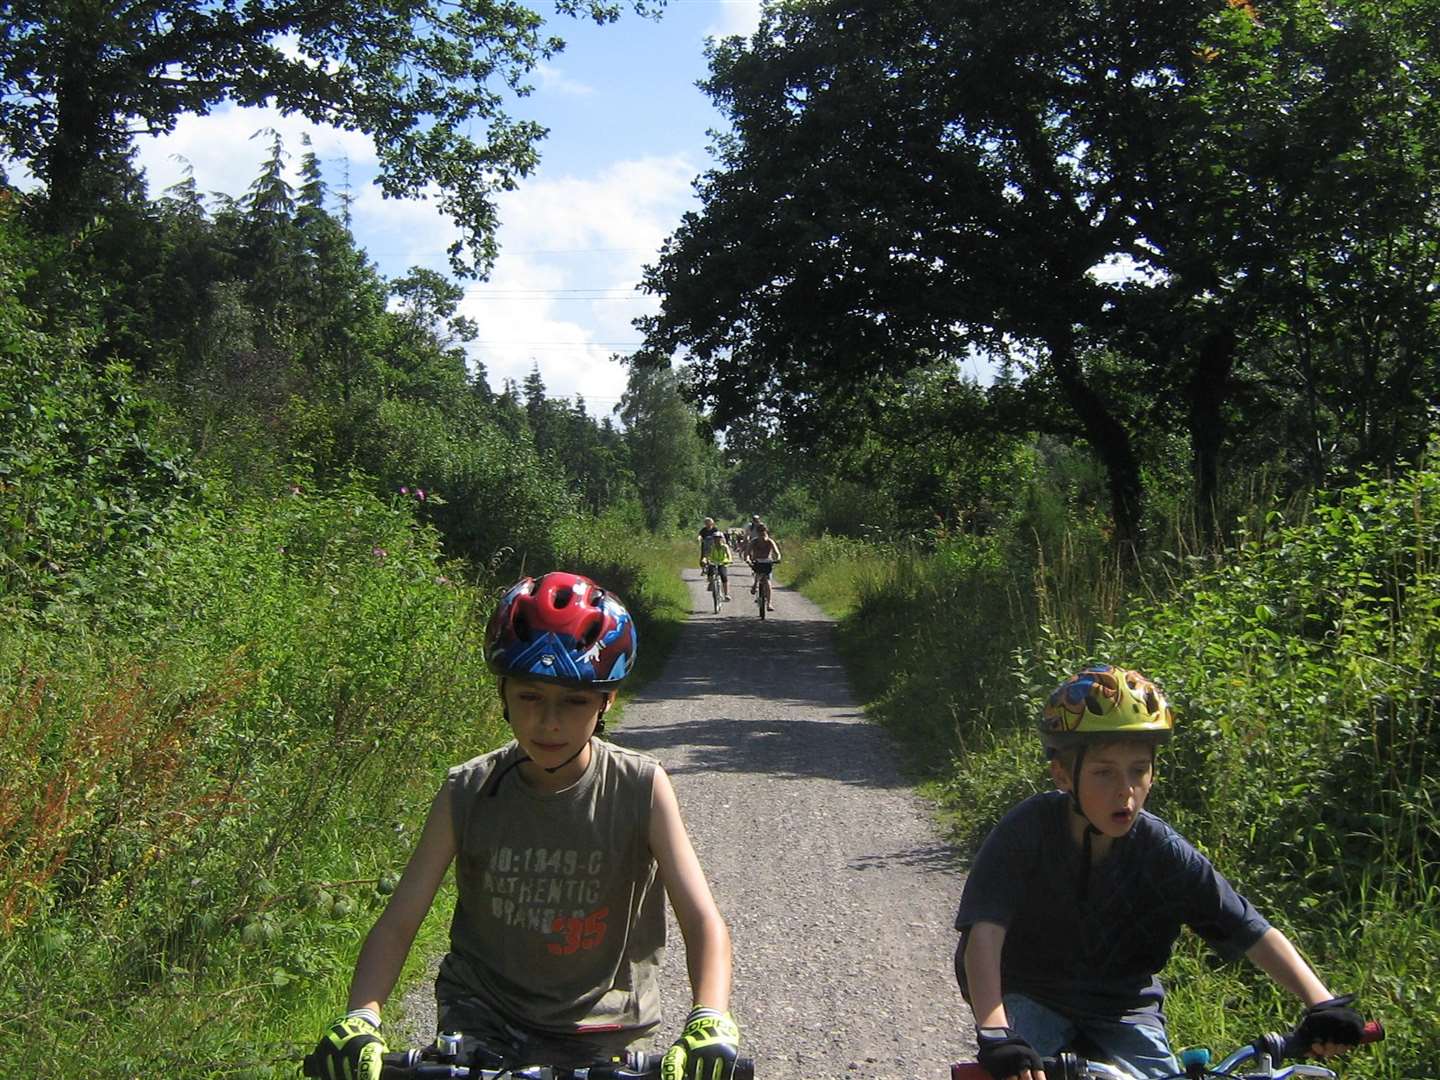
1039 664 1173 755
486 572 637 689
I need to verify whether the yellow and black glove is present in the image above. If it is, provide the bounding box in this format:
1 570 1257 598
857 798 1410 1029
661 1007 740 1080
308 1012 387 1080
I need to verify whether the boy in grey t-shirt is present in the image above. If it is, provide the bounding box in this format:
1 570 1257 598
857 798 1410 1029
955 665 1364 1080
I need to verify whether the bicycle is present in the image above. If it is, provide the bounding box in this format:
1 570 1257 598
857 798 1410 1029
751 559 778 619
949 1019 1383 1080
304 1034 757 1080
703 559 724 614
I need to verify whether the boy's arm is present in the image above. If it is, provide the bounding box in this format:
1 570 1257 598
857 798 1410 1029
962 921 1010 1028
1246 928 1367 1059
347 785 458 1015
648 766 732 1010
1244 927 1332 1004
964 921 1046 1080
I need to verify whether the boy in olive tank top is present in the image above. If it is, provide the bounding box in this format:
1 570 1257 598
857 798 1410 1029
310 572 739 1080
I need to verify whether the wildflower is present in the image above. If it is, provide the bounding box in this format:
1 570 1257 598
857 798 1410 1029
415 488 426 501
372 546 388 560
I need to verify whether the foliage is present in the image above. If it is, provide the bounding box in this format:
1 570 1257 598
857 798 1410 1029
0 478 497 1074
3 0 658 270
807 446 1440 1076
639 0 1440 548
0 471 693 1075
0 201 203 613
617 363 727 532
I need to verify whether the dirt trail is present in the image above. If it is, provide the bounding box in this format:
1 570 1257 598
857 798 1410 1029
393 566 977 1078
619 567 975 1078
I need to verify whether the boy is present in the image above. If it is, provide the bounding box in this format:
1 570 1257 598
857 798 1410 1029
703 531 734 602
698 517 723 566
955 664 1364 1080
747 525 780 610
311 572 740 1080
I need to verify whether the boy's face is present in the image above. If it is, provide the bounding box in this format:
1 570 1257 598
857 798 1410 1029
503 677 611 780
1051 740 1155 838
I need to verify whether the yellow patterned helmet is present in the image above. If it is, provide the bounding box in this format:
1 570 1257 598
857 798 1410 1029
1039 664 1173 754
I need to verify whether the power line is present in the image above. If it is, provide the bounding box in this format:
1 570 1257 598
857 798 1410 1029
471 341 643 348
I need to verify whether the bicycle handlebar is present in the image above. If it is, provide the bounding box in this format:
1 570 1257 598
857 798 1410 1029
949 1019 1383 1080
306 1048 756 1080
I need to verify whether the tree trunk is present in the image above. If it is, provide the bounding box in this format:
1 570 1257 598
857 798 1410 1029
1048 336 1145 559
43 16 107 233
1186 327 1236 548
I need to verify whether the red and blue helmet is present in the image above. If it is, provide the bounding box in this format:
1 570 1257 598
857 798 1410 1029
485 572 637 689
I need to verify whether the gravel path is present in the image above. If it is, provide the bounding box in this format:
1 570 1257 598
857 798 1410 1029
617 567 975 1079
393 566 977 1078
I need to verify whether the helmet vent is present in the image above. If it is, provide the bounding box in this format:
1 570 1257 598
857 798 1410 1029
580 614 603 647
554 585 574 607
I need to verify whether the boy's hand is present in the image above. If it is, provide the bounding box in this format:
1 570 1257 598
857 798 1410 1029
1294 994 1364 1057
662 1007 740 1080
976 1027 1045 1080
309 1014 387 1080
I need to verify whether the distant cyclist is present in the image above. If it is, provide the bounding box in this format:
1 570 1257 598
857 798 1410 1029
748 524 781 611
703 532 734 603
743 514 764 550
697 517 723 568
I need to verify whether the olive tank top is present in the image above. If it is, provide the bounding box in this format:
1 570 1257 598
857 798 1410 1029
436 738 665 1038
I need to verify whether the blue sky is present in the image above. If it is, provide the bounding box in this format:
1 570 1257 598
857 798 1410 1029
128 0 764 414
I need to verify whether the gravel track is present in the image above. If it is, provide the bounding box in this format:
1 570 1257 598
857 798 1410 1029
393 566 976 1078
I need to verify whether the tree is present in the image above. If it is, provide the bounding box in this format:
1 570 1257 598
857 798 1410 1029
639 0 1440 550
615 364 711 531
2 0 656 271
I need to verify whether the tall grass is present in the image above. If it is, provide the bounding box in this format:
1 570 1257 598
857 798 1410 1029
790 449 1439 1078
0 486 696 1077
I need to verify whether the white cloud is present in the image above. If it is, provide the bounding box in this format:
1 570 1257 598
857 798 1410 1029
462 155 698 411
705 0 763 39
534 63 596 98
133 103 377 203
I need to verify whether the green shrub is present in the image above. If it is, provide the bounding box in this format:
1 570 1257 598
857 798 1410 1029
0 206 203 615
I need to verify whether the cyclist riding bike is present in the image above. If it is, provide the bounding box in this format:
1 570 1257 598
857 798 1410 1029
697 517 723 569
743 514 764 551
748 525 780 612
309 572 741 1080
702 533 734 603
954 664 1365 1080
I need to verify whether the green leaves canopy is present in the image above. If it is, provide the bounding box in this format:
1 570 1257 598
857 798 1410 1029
1 0 655 273
639 0 1440 545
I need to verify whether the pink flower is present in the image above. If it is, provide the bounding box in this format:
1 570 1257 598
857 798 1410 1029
372 546 387 560
415 488 426 501
399 486 409 495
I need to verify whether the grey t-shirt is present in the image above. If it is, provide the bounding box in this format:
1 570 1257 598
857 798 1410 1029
437 739 666 1040
954 791 1271 1027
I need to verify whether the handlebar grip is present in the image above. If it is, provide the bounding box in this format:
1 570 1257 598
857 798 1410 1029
951 1065 992 1080
627 1054 753 1079
1282 1017 1386 1060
